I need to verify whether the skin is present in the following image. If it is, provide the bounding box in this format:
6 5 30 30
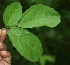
0 29 11 65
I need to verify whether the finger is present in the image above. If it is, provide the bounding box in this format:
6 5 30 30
0 51 11 58
3 58 11 64
0 42 6 51
0 62 4 65
1 60 11 65
0 28 7 43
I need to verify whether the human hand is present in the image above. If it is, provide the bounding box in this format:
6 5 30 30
0 29 11 65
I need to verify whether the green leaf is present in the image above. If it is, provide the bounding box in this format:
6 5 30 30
18 4 61 28
40 55 56 65
8 27 43 62
3 2 22 27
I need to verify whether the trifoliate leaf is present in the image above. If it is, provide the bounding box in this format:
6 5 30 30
18 4 61 28
8 27 43 62
3 2 22 27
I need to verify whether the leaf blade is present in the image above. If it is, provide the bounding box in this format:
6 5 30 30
8 27 43 62
3 2 22 27
18 4 61 28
